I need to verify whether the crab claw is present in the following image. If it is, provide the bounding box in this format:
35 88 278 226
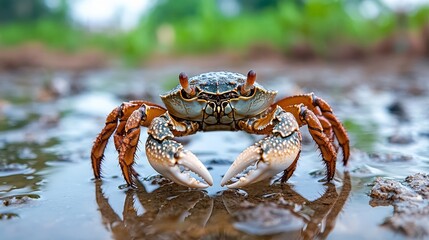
146 136 213 188
221 133 301 188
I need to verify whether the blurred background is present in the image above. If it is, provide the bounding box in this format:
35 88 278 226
1 1 429 239
0 0 428 68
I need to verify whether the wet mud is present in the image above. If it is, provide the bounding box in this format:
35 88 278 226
0 57 428 239
370 173 429 237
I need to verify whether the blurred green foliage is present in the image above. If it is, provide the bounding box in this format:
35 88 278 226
0 0 76 50
0 0 68 24
0 0 428 64
143 0 429 57
343 119 378 151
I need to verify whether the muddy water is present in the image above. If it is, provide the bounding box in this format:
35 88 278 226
1 61 428 239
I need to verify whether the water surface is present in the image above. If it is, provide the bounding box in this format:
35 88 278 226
1 62 428 239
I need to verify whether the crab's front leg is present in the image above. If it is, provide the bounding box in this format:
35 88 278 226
145 113 213 188
221 106 302 188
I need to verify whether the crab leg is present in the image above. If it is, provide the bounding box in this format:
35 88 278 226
221 106 302 188
91 101 166 179
274 93 350 165
317 115 336 145
145 113 213 188
281 104 338 181
91 101 166 184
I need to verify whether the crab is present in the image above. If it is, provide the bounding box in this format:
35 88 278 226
91 71 350 188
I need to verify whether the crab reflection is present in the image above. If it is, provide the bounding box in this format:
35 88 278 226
95 173 351 239
95 180 213 240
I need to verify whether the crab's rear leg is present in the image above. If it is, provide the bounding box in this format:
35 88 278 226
274 93 350 165
91 101 166 181
221 106 302 188
282 104 338 181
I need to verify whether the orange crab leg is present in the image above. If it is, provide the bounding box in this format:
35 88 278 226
118 104 167 186
91 104 128 179
317 115 336 145
274 93 350 165
91 101 166 180
281 104 338 181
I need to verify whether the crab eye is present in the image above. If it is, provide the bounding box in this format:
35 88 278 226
240 70 256 96
179 72 196 97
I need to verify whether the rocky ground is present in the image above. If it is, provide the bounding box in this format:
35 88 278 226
370 173 429 237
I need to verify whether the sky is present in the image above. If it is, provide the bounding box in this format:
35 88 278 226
69 0 151 30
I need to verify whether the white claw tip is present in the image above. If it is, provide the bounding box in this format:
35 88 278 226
149 149 213 189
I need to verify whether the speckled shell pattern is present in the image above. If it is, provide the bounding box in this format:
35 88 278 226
257 110 301 165
160 72 277 131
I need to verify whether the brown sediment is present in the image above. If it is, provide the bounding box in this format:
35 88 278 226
370 173 429 237
0 42 107 71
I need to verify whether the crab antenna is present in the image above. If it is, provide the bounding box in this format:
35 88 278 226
241 70 256 95
179 72 195 96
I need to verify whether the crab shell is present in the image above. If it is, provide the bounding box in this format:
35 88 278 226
160 72 277 131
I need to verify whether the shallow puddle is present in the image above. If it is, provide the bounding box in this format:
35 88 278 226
0 61 428 239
